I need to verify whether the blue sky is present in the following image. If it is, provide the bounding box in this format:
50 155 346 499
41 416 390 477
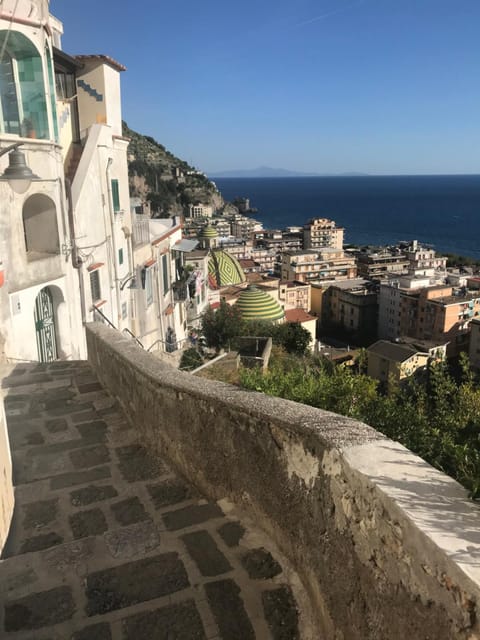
50 0 480 175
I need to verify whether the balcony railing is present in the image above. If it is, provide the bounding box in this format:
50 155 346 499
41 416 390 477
132 215 150 247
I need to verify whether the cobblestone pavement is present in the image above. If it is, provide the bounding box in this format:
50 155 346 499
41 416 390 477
0 362 302 640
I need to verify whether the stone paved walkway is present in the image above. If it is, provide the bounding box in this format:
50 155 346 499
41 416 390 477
0 362 301 640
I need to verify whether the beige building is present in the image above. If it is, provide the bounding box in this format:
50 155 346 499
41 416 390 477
303 218 344 251
367 340 430 386
281 249 357 283
187 203 213 219
279 280 311 311
356 249 409 279
321 279 378 343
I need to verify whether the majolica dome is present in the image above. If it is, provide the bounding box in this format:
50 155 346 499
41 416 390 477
235 285 285 322
208 250 246 288
199 224 218 239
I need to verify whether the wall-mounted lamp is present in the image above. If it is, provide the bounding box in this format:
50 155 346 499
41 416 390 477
0 143 41 194
120 274 138 291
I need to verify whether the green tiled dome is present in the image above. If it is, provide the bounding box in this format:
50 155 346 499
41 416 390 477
235 285 285 322
199 224 218 239
208 250 246 288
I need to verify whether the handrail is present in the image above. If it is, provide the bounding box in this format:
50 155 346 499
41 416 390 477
92 305 144 350
92 305 117 330
147 337 189 353
122 328 144 350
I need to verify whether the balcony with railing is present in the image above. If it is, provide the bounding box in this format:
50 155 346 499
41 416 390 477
132 215 150 247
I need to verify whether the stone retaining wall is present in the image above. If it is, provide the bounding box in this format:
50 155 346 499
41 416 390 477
87 323 480 640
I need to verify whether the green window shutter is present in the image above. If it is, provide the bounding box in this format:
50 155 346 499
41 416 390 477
111 179 120 212
162 254 170 294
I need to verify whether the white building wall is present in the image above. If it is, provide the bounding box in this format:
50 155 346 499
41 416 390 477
0 6 85 362
378 282 401 341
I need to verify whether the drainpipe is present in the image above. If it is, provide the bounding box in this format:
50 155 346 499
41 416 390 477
124 225 136 334
65 177 86 324
105 158 121 325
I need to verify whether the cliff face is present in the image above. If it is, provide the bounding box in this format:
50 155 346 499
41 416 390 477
123 122 223 217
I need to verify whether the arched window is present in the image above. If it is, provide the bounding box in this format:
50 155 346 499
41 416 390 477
23 194 60 260
0 30 49 139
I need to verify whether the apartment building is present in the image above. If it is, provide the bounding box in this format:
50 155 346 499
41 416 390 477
303 218 344 250
367 341 430 386
278 281 311 312
281 249 357 283
356 248 409 279
321 279 378 343
379 279 480 357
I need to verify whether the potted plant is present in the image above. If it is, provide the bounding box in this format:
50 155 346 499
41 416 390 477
22 117 36 139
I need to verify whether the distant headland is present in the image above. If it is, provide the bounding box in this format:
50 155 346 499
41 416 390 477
209 166 368 178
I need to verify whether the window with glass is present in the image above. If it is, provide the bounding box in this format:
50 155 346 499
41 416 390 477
90 270 101 303
0 30 49 139
111 179 120 212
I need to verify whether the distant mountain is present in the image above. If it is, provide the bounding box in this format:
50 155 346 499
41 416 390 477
210 166 368 178
210 166 320 178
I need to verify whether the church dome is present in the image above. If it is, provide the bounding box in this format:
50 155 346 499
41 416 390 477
208 249 246 288
235 285 285 322
199 224 218 239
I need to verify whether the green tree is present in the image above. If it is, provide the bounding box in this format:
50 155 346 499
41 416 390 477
201 300 243 352
273 323 311 356
179 348 203 371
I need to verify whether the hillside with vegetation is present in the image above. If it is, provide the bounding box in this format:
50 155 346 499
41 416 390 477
123 121 223 217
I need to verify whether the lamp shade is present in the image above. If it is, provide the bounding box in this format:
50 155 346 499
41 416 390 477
0 149 41 194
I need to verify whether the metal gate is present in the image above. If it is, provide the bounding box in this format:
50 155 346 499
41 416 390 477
34 287 58 362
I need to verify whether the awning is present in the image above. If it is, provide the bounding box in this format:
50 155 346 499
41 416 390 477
173 239 199 252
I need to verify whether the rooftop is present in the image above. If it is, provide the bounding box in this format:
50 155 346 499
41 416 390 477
74 54 126 72
285 309 316 323
367 340 424 362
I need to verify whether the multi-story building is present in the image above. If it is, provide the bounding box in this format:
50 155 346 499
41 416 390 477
279 281 311 312
367 341 430 386
321 279 378 344
281 249 357 283
187 203 214 219
356 248 409 280
249 248 277 273
303 218 344 251
0 0 192 363
231 216 263 239
379 279 480 357
402 240 447 275
255 228 303 253
0 1 85 362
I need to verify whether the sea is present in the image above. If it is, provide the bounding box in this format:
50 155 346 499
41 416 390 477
213 175 480 259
